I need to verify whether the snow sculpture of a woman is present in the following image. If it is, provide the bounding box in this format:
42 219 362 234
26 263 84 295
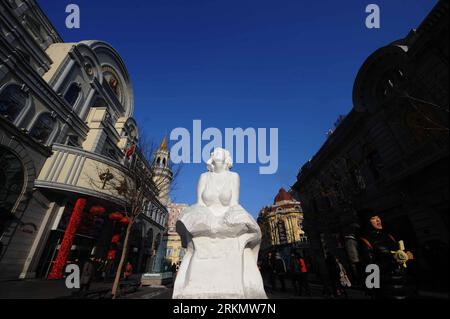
173 148 267 299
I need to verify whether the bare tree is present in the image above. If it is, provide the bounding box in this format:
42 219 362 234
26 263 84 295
88 134 181 299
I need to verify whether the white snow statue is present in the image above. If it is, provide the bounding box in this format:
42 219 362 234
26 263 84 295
173 148 267 299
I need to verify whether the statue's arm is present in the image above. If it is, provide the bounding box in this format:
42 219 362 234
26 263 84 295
196 173 207 206
230 173 240 206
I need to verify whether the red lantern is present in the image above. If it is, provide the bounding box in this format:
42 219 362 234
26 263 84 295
107 249 116 260
120 217 130 225
111 234 121 244
90 206 106 215
109 212 123 221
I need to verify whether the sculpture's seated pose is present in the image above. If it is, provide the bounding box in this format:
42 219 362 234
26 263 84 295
173 148 267 299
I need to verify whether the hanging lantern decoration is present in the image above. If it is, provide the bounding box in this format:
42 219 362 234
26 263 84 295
109 212 123 221
107 249 116 260
90 205 106 215
111 234 121 244
119 216 130 225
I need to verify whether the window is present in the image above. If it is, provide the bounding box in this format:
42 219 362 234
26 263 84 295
66 135 80 147
277 220 288 245
101 139 120 161
30 113 56 143
0 84 29 123
102 147 119 161
63 83 81 107
24 14 45 43
0 147 24 214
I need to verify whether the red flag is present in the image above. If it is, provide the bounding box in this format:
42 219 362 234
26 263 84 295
126 144 136 158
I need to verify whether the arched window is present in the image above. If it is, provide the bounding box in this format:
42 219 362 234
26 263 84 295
0 147 24 235
30 113 56 143
63 83 81 107
0 84 29 123
277 220 288 245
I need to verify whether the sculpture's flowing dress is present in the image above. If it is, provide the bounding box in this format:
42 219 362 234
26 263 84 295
173 172 267 299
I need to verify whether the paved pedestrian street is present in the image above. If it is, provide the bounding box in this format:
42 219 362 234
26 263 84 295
122 283 369 300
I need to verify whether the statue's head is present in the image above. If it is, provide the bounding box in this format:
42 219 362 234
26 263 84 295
207 148 233 173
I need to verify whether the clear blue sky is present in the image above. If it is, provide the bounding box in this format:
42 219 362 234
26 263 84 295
38 0 437 217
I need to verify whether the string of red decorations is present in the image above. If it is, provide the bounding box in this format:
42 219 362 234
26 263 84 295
90 205 106 215
48 198 87 279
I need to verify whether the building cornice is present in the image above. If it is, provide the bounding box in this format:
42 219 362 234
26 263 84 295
0 38 90 139
0 1 53 72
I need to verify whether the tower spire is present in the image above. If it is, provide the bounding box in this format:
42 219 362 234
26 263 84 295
152 135 173 206
159 135 168 151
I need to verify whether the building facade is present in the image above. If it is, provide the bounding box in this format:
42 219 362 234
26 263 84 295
163 203 188 268
292 1 448 291
148 137 173 273
258 188 308 260
0 0 168 280
152 136 173 207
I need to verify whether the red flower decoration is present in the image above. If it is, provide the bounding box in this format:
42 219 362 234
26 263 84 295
90 206 106 215
120 217 130 225
109 212 123 221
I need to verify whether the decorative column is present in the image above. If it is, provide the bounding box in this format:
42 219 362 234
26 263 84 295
48 198 87 279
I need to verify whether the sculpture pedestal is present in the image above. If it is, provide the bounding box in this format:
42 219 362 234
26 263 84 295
173 235 267 299
183 237 243 298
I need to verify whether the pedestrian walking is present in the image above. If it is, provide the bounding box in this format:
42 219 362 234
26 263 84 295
267 252 276 291
272 252 287 292
80 257 95 295
124 261 133 280
298 254 312 296
290 252 311 296
325 253 341 298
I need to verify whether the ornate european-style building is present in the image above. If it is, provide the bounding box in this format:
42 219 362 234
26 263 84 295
163 203 188 268
292 0 448 291
258 188 308 258
0 0 168 280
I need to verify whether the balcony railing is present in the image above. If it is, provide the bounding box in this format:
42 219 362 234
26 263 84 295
35 144 160 210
